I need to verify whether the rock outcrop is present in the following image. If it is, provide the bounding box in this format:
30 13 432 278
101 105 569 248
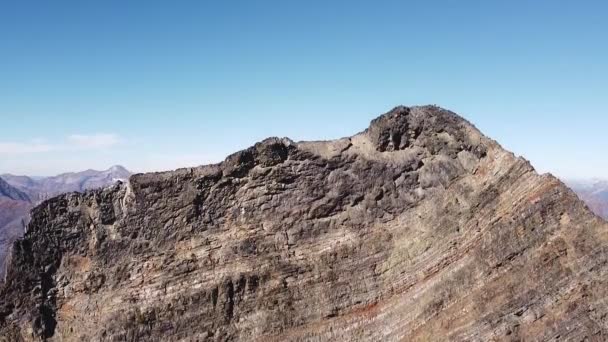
0 166 133 279
1 106 607 341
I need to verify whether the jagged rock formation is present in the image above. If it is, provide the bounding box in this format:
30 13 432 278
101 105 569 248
0 166 132 279
1 106 607 341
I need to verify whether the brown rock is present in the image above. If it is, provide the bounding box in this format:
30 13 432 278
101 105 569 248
1 106 607 341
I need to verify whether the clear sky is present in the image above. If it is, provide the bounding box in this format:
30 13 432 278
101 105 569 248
0 1 606 178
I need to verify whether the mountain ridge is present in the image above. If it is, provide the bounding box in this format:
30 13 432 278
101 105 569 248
0 178 30 203
1 165 131 202
0 166 132 279
566 179 608 220
1 106 607 341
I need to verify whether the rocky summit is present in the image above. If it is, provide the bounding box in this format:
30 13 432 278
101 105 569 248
1 106 607 341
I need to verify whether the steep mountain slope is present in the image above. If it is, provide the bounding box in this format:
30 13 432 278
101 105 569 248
0 179 31 278
0 178 29 202
0 167 132 279
0 198 30 272
1 106 607 341
567 180 608 219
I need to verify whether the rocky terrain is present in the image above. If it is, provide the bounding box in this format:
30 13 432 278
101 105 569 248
567 180 608 220
0 166 131 278
1 106 607 341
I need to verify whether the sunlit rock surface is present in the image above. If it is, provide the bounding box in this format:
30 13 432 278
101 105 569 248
1 106 607 341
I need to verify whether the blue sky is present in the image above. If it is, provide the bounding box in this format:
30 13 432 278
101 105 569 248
0 1 606 178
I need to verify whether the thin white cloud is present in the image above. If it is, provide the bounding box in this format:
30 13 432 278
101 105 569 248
67 133 121 149
0 133 122 155
0 141 54 154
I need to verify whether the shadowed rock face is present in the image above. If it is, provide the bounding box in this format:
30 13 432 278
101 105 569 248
0 167 132 279
1 106 608 341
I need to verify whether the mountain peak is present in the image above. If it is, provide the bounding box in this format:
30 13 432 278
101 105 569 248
1 106 606 341
107 165 129 173
367 105 484 154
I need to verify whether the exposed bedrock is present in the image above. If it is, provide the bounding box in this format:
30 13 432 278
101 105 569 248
1 106 607 341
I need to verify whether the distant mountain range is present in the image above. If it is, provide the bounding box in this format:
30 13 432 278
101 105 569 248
1 165 131 202
0 165 131 277
0 177 30 202
0 178 31 254
565 179 608 220
0 178 33 269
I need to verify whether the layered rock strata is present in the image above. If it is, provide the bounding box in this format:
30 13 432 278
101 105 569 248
1 106 607 341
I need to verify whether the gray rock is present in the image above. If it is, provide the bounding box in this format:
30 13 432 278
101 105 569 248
1 106 607 341
0 166 132 280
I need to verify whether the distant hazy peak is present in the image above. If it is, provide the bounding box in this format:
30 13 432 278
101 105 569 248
108 165 129 173
1 166 132 203
0 177 30 202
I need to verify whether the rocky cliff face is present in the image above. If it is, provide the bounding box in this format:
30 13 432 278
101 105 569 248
0 167 132 279
1 106 607 341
